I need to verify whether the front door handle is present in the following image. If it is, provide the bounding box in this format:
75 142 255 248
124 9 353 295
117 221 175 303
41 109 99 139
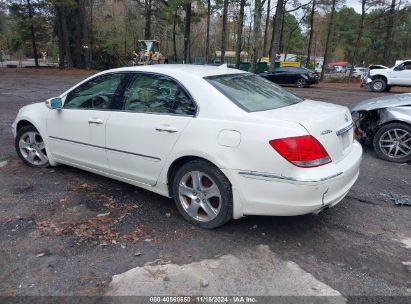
155 125 178 133
88 118 104 124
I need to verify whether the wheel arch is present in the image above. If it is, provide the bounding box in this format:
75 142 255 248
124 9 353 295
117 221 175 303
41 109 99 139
15 116 58 166
166 155 232 197
376 119 411 131
16 119 37 132
370 74 388 83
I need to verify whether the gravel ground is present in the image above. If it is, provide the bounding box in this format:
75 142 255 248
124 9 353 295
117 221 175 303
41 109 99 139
0 69 410 301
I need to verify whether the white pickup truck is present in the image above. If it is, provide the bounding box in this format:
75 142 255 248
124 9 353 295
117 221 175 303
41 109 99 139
363 60 411 92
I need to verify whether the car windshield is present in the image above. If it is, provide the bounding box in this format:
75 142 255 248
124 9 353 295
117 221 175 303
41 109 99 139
205 73 303 112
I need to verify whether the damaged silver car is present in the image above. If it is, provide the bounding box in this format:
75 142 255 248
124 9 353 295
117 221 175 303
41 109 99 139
352 94 411 163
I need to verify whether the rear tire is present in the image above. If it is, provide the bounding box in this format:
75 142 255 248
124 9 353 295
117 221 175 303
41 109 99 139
172 160 233 229
373 122 411 163
371 78 386 92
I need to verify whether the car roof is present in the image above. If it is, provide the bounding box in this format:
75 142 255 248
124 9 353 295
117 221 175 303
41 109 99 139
102 64 247 79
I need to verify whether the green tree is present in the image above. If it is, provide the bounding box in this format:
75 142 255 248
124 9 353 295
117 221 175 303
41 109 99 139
8 0 52 66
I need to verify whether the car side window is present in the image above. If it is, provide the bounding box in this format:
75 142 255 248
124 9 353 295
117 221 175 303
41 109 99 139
64 73 128 110
123 73 196 116
404 62 411 70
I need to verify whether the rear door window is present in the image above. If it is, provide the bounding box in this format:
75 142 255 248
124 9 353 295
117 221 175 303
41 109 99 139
123 73 196 116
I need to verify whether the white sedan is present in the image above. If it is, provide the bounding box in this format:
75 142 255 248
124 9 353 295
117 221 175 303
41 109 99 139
12 65 362 228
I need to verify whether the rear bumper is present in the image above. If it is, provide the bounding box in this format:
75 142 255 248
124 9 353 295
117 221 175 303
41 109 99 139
224 141 362 218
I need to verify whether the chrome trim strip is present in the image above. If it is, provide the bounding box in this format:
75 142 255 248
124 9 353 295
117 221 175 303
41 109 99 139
238 171 343 183
336 122 354 136
49 136 161 161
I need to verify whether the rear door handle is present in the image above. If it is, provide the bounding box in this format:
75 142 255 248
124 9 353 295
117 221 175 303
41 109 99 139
88 118 104 124
155 125 178 133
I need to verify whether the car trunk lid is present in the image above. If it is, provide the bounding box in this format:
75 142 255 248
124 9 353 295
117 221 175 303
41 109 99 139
253 100 354 163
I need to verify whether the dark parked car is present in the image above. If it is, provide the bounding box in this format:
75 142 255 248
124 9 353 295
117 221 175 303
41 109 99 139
259 67 319 88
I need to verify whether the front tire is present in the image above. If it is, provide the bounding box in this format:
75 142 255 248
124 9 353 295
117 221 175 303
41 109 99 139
373 122 411 163
371 78 387 92
295 78 307 88
15 125 49 168
172 160 233 229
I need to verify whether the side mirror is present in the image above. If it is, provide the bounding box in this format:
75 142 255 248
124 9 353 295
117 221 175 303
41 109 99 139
45 97 63 109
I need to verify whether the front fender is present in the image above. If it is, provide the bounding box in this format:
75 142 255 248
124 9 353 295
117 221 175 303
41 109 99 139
379 107 411 126
13 103 59 166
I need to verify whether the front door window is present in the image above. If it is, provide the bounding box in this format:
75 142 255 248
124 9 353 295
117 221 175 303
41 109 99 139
64 73 129 110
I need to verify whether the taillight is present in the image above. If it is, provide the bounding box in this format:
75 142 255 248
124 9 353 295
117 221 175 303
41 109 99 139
269 135 331 168
354 128 363 140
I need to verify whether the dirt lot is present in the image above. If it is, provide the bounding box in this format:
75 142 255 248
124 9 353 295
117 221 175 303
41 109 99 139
0 68 410 301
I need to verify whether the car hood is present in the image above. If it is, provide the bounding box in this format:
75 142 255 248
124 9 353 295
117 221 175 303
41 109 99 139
369 65 388 70
352 93 411 112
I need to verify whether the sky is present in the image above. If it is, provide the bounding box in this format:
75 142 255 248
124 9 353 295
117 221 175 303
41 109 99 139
345 0 363 12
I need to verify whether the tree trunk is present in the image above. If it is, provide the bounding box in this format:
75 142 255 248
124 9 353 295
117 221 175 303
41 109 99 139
247 18 252 61
268 0 284 71
205 0 211 63
74 2 83 68
78 0 91 69
173 9 178 62
221 0 229 63
320 0 337 81
235 0 246 68
382 0 396 65
278 2 286 54
60 6 72 68
26 0 39 67
89 0 94 69
250 0 265 73
306 0 316 67
144 0 152 40
262 0 271 57
183 2 191 64
349 0 366 79
55 7 65 69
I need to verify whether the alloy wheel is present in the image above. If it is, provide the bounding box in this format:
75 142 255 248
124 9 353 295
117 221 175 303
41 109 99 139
296 79 306 88
18 131 48 166
378 128 411 159
178 170 222 222
373 81 383 91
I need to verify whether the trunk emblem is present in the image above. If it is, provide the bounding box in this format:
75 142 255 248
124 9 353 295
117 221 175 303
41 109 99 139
321 130 333 135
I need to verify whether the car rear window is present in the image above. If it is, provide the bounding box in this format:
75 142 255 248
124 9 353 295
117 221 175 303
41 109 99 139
205 73 303 112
